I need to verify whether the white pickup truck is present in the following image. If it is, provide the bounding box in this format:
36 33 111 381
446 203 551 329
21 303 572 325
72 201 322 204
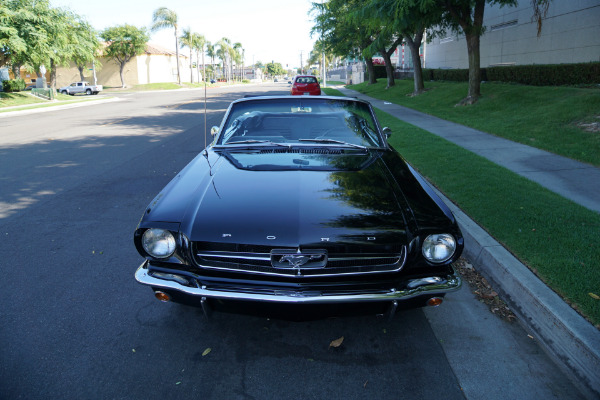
58 81 102 95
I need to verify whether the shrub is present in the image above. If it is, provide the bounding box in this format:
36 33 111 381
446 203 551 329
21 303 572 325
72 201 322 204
2 79 26 92
422 68 476 82
372 65 387 80
486 63 600 86
422 62 599 86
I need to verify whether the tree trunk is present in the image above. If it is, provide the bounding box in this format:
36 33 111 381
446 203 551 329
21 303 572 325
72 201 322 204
365 58 376 85
196 50 200 83
78 66 85 81
464 32 481 104
119 62 126 88
190 48 193 83
445 0 485 105
381 47 395 89
49 59 57 89
405 30 425 95
12 64 20 80
174 30 181 84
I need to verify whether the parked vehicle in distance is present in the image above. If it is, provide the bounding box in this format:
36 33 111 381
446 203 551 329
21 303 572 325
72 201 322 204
133 95 463 320
290 75 321 95
58 81 102 95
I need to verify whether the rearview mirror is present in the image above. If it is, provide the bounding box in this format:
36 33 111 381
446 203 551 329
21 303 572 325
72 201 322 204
382 127 392 139
211 126 219 136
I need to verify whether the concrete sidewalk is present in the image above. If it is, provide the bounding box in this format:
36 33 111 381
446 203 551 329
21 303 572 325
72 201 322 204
334 86 600 398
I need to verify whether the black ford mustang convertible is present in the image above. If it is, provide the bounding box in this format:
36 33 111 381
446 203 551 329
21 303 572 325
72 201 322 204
134 95 463 319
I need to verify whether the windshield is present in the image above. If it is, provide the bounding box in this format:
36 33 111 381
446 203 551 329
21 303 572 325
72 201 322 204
216 98 385 148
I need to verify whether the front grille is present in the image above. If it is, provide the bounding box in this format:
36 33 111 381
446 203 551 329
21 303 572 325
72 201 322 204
191 242 406 277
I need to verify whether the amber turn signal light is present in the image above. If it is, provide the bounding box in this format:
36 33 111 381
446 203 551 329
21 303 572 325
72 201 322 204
154 291 171 302
427 297 443 307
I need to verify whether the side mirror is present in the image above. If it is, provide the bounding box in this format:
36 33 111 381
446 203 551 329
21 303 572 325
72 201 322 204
382 127 392 139
210 126 219 136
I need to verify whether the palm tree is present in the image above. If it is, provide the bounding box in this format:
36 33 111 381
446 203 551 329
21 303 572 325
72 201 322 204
192 33 206 83
206 42 216 80
217 38 231 81
180 27 194 83
233 42 243 81
151 7 181 84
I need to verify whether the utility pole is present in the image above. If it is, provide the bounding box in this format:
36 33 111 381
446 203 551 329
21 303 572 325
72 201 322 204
300 51 303 74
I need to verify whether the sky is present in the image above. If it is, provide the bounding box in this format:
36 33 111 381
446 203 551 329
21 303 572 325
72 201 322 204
50 0 319 70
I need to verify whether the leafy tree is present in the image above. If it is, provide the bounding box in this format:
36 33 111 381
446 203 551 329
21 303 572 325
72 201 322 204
72 19 102 82
266 61 285 77
151 7 181 84
1 0 102 88
358 0 442 94
0 2 29 72
1 0 57 79
100 25 149 88
416 0 518 104
311 0 378 84
42 7 83 88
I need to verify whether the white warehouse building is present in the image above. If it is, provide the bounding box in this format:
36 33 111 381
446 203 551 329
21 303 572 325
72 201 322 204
423 0 600 69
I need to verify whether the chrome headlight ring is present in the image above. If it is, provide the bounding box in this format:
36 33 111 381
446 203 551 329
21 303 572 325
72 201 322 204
142 228 177 259
422 233 457 264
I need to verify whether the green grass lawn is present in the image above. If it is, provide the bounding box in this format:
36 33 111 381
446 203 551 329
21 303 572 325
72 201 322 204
323 85 600 327
324 80 346 86
379 111 600 326
1 92 49 107
131 82 182 91
349 79 600 166
0 91 104 112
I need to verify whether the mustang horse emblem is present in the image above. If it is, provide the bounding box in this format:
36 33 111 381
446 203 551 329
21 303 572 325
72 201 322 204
279 254 319 268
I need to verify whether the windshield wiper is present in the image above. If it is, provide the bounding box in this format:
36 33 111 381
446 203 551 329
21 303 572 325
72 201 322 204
219 140 288 147
298 139 367 149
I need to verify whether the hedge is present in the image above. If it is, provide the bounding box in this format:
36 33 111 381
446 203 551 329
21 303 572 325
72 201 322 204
422 62 599 86
369 65 388 80
486 63 600 86
2 78 26 92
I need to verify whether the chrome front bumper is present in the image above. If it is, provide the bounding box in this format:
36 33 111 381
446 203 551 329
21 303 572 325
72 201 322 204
135 261 461 304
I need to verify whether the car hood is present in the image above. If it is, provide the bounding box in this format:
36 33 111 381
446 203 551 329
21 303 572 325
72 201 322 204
147 150 413 249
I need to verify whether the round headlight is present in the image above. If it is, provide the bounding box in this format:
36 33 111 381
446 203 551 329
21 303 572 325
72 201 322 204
422 234 456 263
142 228 176 258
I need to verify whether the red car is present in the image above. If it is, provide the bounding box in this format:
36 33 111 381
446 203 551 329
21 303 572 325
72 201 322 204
290 75 321 95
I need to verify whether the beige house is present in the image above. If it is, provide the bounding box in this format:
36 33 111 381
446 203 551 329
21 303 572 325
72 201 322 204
55 43 193 88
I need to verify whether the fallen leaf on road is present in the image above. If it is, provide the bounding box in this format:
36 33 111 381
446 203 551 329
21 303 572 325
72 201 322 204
364 380 368 388
202 348 211 356
329 336 344 348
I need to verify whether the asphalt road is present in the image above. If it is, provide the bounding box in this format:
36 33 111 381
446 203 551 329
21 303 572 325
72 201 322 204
0 83 585 399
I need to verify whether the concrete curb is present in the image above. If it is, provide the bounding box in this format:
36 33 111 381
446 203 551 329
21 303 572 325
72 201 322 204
435 189 600 399
332 84 600 397
0 96 120 118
